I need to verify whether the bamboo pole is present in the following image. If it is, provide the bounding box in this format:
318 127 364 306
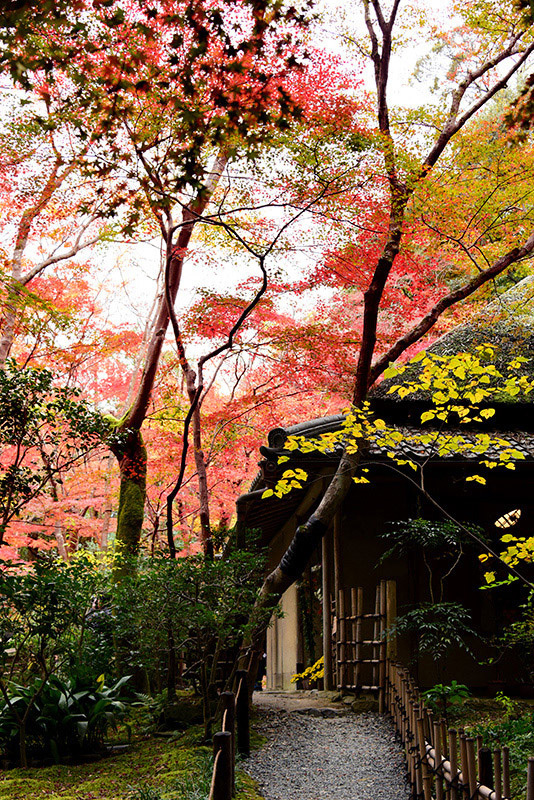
441 718 449 760
408 691 416 790
459 733 469 800
466 738 478 800
379 580 387 712
493 749 502 800
350 587 357 689
331 594 337 688
413 703 423 799
434 721 444 800
426 708 434 744
386 579 397 660
449 729 459 800
372 585 380 692
417 715 433 800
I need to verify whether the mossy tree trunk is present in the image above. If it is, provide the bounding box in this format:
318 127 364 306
110 428 147 571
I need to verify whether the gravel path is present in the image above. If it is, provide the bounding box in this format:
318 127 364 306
243 701 410 800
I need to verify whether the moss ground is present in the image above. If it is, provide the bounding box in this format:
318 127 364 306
0 727 264 800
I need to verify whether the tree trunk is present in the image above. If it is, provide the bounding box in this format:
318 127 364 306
191 396 213 558
19 720 27 769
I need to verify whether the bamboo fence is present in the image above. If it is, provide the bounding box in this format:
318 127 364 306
386 661 534 800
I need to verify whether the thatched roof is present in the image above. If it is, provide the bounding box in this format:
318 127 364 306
236 277 534 542
371 276 534 428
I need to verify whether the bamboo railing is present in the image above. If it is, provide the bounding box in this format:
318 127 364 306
386 661 534 800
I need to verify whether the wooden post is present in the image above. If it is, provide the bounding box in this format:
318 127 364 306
502 746 511 799
221 692 236 796
333 512 341 605
338 588 346 689
321 530 334 690
235 670 250 758
210 731 232 800
385 579 397 660
526 757 534 800
479 746 493 792
354 586 363 689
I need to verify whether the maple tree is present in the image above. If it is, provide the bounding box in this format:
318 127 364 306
241 0 534 676
0 0 325 563
0 90 123 365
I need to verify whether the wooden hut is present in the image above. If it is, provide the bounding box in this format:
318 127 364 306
236 277 534 692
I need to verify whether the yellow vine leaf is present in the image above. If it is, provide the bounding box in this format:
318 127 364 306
466 475 486 485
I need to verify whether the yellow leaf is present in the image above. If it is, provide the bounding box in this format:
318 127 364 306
278 455 290 464
261 489 274 499
480 408 495 419
466 475 486 485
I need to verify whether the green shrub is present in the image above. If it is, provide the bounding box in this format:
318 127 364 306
0 673 130 765
422 680 470 723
